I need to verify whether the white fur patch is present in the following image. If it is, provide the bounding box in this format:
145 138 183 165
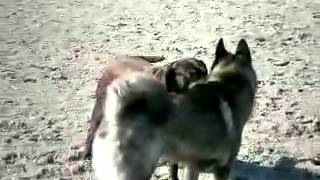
91 76 129 180
220 100 234 136
92 122 164 180
105 84 122 125
92 72 166 180
92 132 119 180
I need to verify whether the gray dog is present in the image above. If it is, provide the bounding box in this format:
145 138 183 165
165 38 257 180
91 69 174 180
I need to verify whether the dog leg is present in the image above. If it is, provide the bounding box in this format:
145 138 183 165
82 99 103 159
213 164 231 180
183 164 200 180
213 140 240 180
169 163 179 180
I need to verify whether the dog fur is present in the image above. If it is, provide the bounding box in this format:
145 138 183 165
92 70 173 180
165 38 257 180
82 56 208 159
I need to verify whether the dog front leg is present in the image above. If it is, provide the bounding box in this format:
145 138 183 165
213 164 231 180
183 163 200 180
169 163 179 180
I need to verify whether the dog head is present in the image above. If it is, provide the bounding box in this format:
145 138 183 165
165 58 208 93
208 38 257 96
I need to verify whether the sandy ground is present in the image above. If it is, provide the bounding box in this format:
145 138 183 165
0 0 320 179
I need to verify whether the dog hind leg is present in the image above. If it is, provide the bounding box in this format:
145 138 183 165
169 163 179 180
82 98 103 159
183 164 200 180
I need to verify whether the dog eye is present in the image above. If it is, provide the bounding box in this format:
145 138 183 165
190 71 201 80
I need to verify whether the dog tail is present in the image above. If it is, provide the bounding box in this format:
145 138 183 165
117 55 165 63
105 72 172 127
93 72 171 180
131 55 165 63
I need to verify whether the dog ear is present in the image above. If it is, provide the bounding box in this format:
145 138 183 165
210 38 228 71
165 64 178 92
236 39 251 58
215 38 228 61
166 63 191 93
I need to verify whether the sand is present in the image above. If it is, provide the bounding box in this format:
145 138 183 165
0 0 319 179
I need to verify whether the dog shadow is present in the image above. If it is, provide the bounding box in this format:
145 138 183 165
229 157 319 180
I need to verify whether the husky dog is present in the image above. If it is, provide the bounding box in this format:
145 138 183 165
82 56 208 159
165 38 257 180
91 68 173 180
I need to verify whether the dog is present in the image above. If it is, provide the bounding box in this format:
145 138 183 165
91 68 174 180
90 38 257 180
128 55 208 93
164 38 257 180
81 56 208 159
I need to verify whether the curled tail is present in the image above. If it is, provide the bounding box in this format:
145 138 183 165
105 72 172 127
93 72 172 180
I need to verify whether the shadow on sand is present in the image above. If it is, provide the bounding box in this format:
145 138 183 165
231 157 319 180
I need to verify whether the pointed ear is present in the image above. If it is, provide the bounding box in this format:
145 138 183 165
215 38 228 61
236 39 251 57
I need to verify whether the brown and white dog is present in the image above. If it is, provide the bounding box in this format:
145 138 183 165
82 56 208 160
